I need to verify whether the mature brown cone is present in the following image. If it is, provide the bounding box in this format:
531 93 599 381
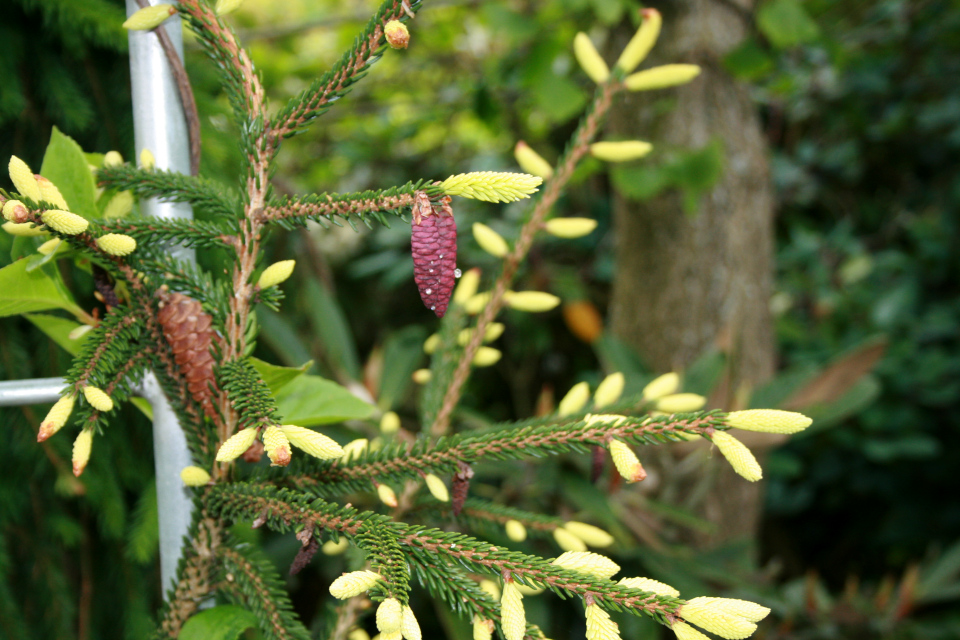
157 289 218 419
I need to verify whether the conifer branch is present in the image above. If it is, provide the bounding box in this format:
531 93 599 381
431 78 622 436
97 166 238 219
155 517 221 638
141 257 232 327
205 484 680 624
101 217 233 250
218 544 312 640
65 308 141 393
447 498 566 538
259 185 421 229
269 0 422 143
281 412 720 494
218 359 282 430
75 348 152 432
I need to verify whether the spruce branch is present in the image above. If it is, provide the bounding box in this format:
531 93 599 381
280 412 721 494
205 484 681 624
155 517 221 639
141 256 232 327
100 217 234 250
97 166 239 219
446 498 566 539
218 543 312 640
65 307 141 393
431 77 623 436
259 185 421 229
269 0 423 143
217 359 282 430
74 348 152 433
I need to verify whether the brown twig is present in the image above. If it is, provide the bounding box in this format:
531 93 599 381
430 81 620 436
134 0 202 175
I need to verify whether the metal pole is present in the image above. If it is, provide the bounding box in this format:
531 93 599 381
0 378 64 407
126 0 195 595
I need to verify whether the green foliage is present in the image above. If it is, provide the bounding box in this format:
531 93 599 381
179 605 260 640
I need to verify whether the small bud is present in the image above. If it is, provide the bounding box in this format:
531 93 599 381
453 268 481 305
504 290 561 313
616 8 662 72
349 629 371 640
544 218 597 239
41 209 89 235
215 0 245 16
642 372 680 400
562 522 614 548
558 381 590 416
552 551 620 579
103 151 123 167
500 581 526 640
514 141 554 179
472 347 502 367
585 603 622 640
2 200 29 223
377 598 403 634
68 324 94 341
72 429 94 476
384 20 410 49
464 292 492 315
685 598 770 623
380 411 401 434
262 426 292 466
505 519 527 542
458 322 505 347
725 409 813 435
573 32 610 83
381 632 402 640
671 621 710 640
563 300 604 343
37 238 61 256
400 605 421 640
472 223 509 258
2 221 45 236
279 425 344 459
258 259 295 289
625 64 702 91
82 386 114 412
8 156 41 202
123 4 177 30
96 233 137 256
38 394 75 442
479 579 500 600
593 373 624 409
36 176 69 209
553 527 588 552
412 369 432 384
590 141 653 162
656 393 706 413
377 483 398 507
473 617 494 640
617 576 679 597
710 431 762 482
440 172 542 203
216 427 260 462
103 191 134 219
330 570 382 599
678 597 758 640
423 473 449 501
584 413 627 427
341 438 369 461
139 148 156 170
322 538 350 555
609 440 646 483
180 466 211 486
423 334 441 354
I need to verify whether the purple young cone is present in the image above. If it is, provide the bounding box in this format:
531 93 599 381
411 192 458 317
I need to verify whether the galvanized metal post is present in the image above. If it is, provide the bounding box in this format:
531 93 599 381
126 0 195 596
0 378 66 407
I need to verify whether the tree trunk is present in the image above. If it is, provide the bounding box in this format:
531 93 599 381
606 0 776 547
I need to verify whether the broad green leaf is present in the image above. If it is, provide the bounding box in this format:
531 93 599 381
0 258 84 318
25 313 89 356
274 374 374 426
40 127 98 218
534 74 587 123
256 308 317 372
303 279 361 380
178 605 259 640
757 0 820 49
250 356 312 394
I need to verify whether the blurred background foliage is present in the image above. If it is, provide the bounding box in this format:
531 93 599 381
2 0 959 638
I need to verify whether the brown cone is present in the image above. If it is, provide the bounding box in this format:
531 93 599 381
157 290 218 419
411 192 458 317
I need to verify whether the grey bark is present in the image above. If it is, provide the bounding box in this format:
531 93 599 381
606 0 776 546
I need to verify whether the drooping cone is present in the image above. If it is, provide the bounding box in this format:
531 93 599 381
411 192 458 317
157 290 218 419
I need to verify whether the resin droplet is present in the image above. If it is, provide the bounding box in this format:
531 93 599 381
410 191 458 318
454 269 462 278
